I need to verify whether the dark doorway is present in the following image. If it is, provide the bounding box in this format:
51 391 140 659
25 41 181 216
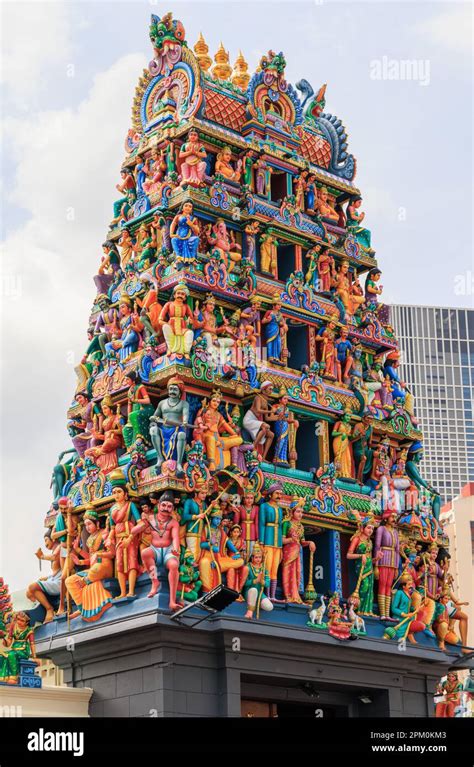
270 170 287 204
295 417 320 473
276 242 295 283
287 322 309 370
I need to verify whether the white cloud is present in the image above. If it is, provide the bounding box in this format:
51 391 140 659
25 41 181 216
1 1 75 110
413 4 472 53
0 50 146 589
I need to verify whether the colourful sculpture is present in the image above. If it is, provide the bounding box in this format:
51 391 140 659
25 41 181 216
22 11 466 667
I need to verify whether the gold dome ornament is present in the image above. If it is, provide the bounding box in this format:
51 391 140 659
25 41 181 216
193 32 212 72
212 42 232 81
231 50 250 90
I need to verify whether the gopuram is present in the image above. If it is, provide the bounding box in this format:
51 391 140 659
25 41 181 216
6 11 470 716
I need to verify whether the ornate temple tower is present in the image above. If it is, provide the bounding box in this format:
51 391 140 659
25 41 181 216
23 12 467 717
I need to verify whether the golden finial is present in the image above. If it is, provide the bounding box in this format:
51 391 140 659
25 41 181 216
194 32 212 72
212 42 232 81
231 50 250 90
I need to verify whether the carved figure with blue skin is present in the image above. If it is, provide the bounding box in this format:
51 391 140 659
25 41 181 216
149 377 189 475
383 351 406 403
405 441 441 523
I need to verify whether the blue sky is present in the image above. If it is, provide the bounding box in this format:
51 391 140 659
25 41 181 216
1 0 472 590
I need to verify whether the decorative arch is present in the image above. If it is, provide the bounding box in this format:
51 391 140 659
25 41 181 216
139 47 203 133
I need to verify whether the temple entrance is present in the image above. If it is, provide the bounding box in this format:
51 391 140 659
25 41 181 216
241 675 390 717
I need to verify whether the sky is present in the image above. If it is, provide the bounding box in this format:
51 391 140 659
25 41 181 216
0 0 473 592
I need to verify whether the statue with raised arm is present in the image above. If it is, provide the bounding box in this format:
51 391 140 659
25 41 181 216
149 377 189 475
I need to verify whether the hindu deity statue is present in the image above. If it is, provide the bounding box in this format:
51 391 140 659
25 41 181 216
106 295 143 361
259 232 278 276
293 170 308 210
315 320 338 379
258 483 284 602
242 149 256 188
106 470 141 599
243 544 273 620
334 260 365 320
0 612 38 685
26 531 61 624
85 395 123 474
316 246 335 292
178 128 207 186
233 490 259 560
316 186 338 221
118 228 136 271
95 240 121 295
367 438 391 491
435 672 462 718
113 166 136 220
254 157 272 197
326 592 353 640
149 377 189 475
227 525 248 591
177 550 202 603
267 394 298 468
197 388 243 473
181 480 209 561
350 415 373 484
242 381 275 459
262 296 288 364
305 173 318 213
346 517 381 616
282 500 315 604
199 507 246 593
206 218 242 272
332 409 355 479
71 391 99 457
132 490 182 609
415 544 445 633
65 509 114 622
135 222 157 271
50 497 80 615
159 282 195 358
405 441 441 523
373 510 401 620
122 371 153 450
334 326 354 385
346 195 373 253
193 293 236 359
142 146 167 196
215 145 242 182
434 576 470 653
364 267 383 307
169 201 201 267
383 573 426 645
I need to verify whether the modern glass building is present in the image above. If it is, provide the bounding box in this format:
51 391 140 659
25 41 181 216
390 305 474 502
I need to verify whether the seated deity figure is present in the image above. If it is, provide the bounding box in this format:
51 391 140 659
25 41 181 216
198 507 246 593
169 201 201 268
197 389 243 473
142 146 167 195
65 509 114 622
158 282 195 358
149 377 189 475
215 146 242 182
178 128 207 187
316 186 339 221
346 195 374 253
206 219 242 272
193 293 236 362
334 260 365 321
85 395 123 474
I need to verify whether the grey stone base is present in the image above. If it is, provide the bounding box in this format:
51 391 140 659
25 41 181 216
36 610 451 717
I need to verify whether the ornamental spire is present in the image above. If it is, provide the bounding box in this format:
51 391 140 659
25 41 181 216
193 32 212 72
212 42 232 81
231 50 250 90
